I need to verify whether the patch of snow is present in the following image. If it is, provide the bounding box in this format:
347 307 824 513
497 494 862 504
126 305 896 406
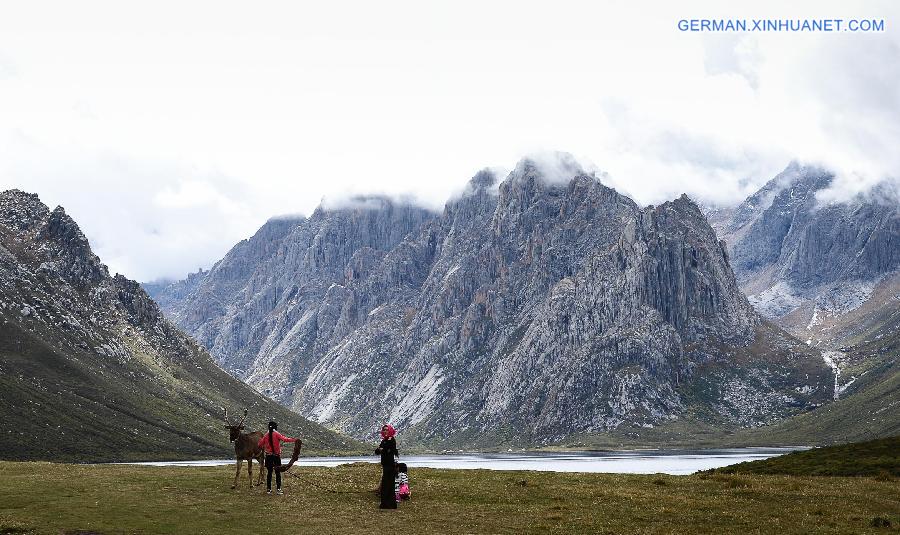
748 282 802 318
814 279 876 316
821 350 854 400
442 264 461 284
836 376 856 398
806 306 821 331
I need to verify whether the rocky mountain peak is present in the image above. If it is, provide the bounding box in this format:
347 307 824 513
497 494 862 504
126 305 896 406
0 191 110 291
113 274 164 328
301 195 437 279
0 189 51 233
653 194 723 242
468 168 499 192
0 190 159 334
672 192 702 212
510 152 586 182
729 165 836 278
725 164 831 236
494 157 621 235
148 164 831 446
38 206 109 288
712 163 900 348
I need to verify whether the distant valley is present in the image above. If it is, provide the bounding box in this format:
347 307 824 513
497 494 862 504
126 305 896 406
3 155 895 459
706 163 900 443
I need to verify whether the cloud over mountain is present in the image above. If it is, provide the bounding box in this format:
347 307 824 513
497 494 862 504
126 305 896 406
1 1 896 281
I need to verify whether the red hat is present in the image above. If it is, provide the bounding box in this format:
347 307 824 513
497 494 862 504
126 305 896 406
380 424 396 439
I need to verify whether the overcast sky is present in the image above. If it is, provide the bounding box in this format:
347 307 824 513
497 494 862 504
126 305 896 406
1 1 897 281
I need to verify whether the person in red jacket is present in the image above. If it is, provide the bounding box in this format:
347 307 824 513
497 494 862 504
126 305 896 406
258 420 297 495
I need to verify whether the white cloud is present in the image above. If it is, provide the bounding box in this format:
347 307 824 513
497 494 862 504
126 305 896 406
319 194 435 213
0 52 15 80
0 0 897 280
2 134 262 281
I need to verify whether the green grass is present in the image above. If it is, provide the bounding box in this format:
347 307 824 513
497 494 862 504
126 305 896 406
0 314 362 462
0 461 897 534
717 435 900 477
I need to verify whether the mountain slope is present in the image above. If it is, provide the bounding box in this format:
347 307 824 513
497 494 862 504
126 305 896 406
156 200 436 381
733 310 900 446
150 156 832 447
0 190 356 461
715 163 900 348
717 435 900 477
704 163 900 445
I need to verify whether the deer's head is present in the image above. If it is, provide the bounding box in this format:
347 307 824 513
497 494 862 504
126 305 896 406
223 407 247 442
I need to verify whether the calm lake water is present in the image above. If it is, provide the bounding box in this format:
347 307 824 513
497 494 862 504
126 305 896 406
124 448 799 475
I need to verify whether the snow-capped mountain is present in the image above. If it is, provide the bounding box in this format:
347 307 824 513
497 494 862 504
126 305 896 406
148 156 832 446
712 163 900 349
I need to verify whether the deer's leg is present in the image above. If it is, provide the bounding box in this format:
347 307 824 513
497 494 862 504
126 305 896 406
232 459 242 489
256 453 264 486
247 457 253 489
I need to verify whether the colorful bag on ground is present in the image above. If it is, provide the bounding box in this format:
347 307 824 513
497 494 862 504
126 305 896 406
397 482 410 500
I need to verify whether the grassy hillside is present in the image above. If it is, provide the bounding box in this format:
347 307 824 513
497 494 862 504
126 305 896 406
716 435 900 477
734 310 900 446
734 356 899 446
0 317 360 462
0 462 896 534
0 189 361 462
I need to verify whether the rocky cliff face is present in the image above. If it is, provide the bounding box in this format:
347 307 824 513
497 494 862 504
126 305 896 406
155 198 437 380
714 163 900 348
0 189 354 461
703 164 900 447
149 157 832 446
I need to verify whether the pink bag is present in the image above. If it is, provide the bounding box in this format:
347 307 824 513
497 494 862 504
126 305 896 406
397 483 410 500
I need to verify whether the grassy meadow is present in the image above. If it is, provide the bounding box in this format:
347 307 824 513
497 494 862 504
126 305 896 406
718 435 900 477
0 460 897 535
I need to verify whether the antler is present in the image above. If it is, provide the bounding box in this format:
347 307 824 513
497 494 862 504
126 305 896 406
238 409 247 428
223 407 234 428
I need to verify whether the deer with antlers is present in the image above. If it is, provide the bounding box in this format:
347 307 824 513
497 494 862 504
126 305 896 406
223 408 265 489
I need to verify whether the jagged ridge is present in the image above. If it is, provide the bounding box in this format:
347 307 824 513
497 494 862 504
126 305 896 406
149 158 833 446
715 163 900 348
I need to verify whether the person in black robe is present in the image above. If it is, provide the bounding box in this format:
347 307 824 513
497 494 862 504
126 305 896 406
374 423 399 509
